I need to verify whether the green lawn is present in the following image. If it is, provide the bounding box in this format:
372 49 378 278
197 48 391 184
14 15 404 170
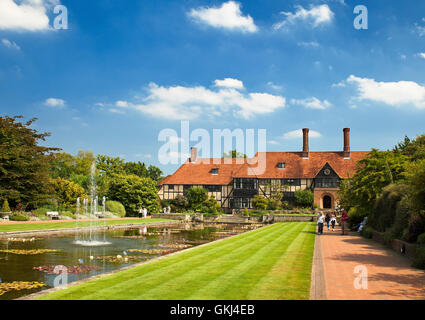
0 219 171 233
37 222 316 300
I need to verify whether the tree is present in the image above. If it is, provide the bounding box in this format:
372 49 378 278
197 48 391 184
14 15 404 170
185 186 208 210
252 195 268 210
107 174 160 216
347 149 408 212
406 159 425 210
50 152 77 179
51 178 87 209
147 165 162 182
223 150 247 158
96 155 125 176
0 116 60 208
294 189 314 207
394 134 425 162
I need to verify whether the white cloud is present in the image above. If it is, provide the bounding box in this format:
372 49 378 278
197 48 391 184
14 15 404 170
0 0 60 31
297 41 319 47
416 53 425 59
214 78 244 89
273 4 334 30
414 23 425 37
331 80 346 88
1 38 21 50
283 129 322 140
267 82 283 90
188 1 258 33
346 75 425 109
291 97 332 110
124 80 285 120
116 100 129 107
44 97 65 108
109 108 125 114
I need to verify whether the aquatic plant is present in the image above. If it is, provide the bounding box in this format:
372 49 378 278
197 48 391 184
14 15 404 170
0 249 60 255
0 281 46 296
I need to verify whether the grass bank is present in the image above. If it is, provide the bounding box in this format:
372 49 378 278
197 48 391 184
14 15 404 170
0 218 171 233
37 222 316 300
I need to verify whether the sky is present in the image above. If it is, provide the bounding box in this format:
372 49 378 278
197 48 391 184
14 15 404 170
1 0 425 175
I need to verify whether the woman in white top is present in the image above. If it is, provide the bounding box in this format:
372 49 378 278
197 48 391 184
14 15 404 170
317 213 325 235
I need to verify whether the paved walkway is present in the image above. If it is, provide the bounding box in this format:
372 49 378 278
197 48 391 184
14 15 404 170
313 226 425 300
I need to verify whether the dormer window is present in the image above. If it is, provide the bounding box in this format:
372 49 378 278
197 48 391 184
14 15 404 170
211 168 219 175
277 163 286 169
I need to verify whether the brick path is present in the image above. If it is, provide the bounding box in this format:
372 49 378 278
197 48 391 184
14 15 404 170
314 226 425 300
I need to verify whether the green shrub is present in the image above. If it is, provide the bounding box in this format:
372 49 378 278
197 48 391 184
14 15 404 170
105 200 126 217
385 195 414 241
252 195 268 210
243 208 250 216
171 195 189 212
10 213 30 221
267 198 282 210
417 233 425 244
370 184 409 232
405 213 425 243
412 247 425 270
203 195 220 215
60 211 76 219
361 226 374 239
185 187 208 210
294 189 314 207
348 206 368 229
1 199 11 212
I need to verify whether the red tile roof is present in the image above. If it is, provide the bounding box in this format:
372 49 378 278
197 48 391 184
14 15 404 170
159 151 369 185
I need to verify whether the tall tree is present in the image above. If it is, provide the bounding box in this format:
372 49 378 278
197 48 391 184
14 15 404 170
0 116 60 208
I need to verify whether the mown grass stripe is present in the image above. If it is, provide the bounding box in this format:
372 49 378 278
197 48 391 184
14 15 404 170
185 223 306 300
247 223 315 299
39 223 281 299
38 223 316 300
129 223 300 299
76 224 288 299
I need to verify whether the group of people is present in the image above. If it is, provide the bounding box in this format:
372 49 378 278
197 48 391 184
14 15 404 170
138 207 148 218
316 210 349 235
163 205 171 214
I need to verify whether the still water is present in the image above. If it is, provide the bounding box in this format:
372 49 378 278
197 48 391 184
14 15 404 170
0 223 262 299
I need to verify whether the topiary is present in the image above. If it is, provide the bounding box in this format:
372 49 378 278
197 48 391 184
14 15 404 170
1 199 11 212
105 200 126 217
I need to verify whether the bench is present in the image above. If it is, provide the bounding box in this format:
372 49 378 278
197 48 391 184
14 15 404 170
46 211 59 220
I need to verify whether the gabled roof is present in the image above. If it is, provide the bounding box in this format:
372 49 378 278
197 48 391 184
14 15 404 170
159 158 247 186
159 151 369 185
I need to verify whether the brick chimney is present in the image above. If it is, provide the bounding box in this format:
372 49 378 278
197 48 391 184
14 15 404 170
189 147 198 163
343 128 350 158
302 128 309 158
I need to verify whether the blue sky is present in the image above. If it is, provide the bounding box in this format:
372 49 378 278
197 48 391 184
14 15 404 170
1 0 425 175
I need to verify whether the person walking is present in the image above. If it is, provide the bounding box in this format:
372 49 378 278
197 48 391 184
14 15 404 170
330 213 336 231
325 213 331 231
317 213 324 235
341 210 349 235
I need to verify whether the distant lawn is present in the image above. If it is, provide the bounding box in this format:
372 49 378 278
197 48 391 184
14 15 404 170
37 222 316 300
0 219 172 233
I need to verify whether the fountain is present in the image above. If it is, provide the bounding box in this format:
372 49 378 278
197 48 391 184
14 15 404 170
73 162 111 247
